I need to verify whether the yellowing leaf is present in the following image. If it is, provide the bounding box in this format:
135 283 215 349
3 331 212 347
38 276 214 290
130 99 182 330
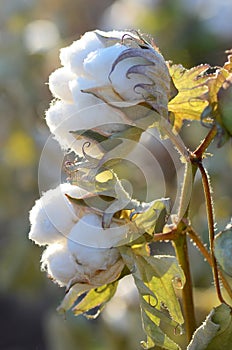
206 68 229 111
73 282 118 318
168 64 210 132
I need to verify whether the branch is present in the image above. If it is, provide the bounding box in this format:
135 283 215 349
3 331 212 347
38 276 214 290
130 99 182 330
188 226 232 300
193 125 217 159
197 162 226 305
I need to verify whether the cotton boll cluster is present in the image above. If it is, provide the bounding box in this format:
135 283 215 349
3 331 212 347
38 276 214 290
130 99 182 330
46 30 171 155
29 184 126 287
29 29 171 292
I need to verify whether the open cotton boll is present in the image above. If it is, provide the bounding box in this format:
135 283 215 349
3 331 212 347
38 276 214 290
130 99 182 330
110 56 152 101
70 79 129 132
69 76 102 109
67 214 121 273
49 67 75 102
68 213 129 248
60 31 104 76
45 101 100 155
83 44 127 86
46 101 79 150
46 101 75 150
46 97 126 155
68 241 120 275
29 183 78 246
29 198 65 246
41 243 79 286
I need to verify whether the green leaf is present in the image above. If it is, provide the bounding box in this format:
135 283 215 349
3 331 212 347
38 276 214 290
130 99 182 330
135 255 185 325
214 222 232 276
57 284 93 315
131 198 170 235
120 246 184 349
141 310 181 350
187 303 232 350
73 282 118 318
168 64 210 132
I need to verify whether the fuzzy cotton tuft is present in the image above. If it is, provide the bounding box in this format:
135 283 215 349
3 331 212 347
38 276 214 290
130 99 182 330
29 183 85 246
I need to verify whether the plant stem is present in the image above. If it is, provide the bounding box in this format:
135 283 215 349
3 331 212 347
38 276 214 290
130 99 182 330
173 230 196 342
188 226 232 300
193 125 217 159
197 162 226 304
171 159 198 342
171 124 218 340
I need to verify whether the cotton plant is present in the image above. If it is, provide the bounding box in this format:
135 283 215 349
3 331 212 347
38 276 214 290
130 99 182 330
29 29 232 349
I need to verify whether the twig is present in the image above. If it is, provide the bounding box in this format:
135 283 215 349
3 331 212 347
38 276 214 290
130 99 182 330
188 226 232 300
193 125 217 159
197 161 226 305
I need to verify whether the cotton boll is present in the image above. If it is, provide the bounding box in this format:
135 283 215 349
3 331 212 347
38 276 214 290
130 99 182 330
83 44 127 86
46 101 79 151
29 198 65 246
68 213 129 248
41 243 79 286
67 214 119 274
49 67 75 102
46 98 125 155
46 100 103 155
29 183 78 245
110 56 152 101
69 76 100 109
70 83 128 133
67 214 121 273
60 31 104 76
69 241 120 275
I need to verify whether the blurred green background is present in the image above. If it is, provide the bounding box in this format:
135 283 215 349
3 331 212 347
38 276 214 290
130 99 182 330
0 0 232 349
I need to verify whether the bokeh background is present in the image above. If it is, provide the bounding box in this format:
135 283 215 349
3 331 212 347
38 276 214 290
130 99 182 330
1 0 232 349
